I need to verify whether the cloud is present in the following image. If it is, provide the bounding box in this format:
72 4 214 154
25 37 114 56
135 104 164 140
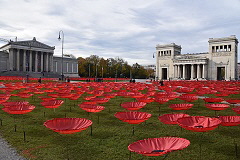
0 0 240 64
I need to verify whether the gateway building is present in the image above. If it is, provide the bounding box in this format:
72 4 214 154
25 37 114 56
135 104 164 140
155 35 238 80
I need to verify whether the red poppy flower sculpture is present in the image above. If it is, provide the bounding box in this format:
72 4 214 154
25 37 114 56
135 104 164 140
90 98 110 104
169 104 194 110
47 93 59 98
41 100 64 108
58 93 72 99
81 101 97 105
136 97 155 103
115 112 151 124
203 98 223 103
2 105 35 114
177 116 221 132
2 101 29 108
44 118 92 134
103 93 117 98
84 96 96 101
218 116 240 126
154 98 169 104
179 95 198 103
79 104 105 113
121 102 147 111
39 96 56 101
158 113 190 125
34 91 45 94
232 107 240 114
128 137 190 156
17 93 33 98
225 99 240 105
205 104 230 111
0 97 9 104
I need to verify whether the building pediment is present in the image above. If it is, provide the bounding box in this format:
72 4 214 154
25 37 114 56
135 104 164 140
9 37 55 50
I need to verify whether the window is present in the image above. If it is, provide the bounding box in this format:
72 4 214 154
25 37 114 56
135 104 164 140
224 45 227 52
55 61 57 72
66 62 69 73
228 45 231 51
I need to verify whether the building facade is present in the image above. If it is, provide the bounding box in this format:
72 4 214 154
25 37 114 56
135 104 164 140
155 35 238 80
0 37 78 77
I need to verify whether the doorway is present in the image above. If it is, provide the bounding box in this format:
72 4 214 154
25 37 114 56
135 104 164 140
162 68 167 80
217 67 225 80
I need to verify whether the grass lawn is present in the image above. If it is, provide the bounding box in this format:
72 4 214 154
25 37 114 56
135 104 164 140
0 81 239 160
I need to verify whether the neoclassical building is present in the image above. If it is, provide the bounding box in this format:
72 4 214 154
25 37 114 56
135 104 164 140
155 35 238 80
0 37 78 77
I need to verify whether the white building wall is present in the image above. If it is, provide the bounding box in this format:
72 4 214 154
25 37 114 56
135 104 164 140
155 36 238 80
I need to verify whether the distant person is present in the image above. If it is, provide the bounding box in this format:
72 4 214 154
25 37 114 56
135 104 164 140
67 78 70 82
160 80 164 86
38 77 42 83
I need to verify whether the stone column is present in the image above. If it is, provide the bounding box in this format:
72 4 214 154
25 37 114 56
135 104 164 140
72 63 74 73
76 63 78 73
51 54 54 72
183 64 186 79
155 58 158 81
197 64 200 79
23 50 26 71
46 53 49 72
41 52 44 72
16 49 20 71
177 65 180 78
29 50 32 72
173 65 176 78
202 64 206 79
204 64 207 79
35 51 38 72
191 64 194 80
9 48 14 71
159 67 162 80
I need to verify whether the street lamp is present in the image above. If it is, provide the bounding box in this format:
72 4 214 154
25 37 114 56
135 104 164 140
58 30 64 81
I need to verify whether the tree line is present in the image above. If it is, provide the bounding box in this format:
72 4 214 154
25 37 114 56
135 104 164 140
77 55 154 79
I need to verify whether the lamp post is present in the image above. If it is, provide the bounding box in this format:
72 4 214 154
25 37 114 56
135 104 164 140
102 66 103 78
58 30 64 81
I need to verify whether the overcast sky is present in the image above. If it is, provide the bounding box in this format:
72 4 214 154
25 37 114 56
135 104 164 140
0 0 240 65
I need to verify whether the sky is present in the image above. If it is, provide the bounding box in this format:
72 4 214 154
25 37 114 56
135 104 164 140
0 0 240 65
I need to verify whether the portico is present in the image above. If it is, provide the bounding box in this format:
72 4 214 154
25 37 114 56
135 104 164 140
173 58 208 80
155 35 238 80
1 37 54 72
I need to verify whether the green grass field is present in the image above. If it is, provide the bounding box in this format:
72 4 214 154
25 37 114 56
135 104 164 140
0 81 239 160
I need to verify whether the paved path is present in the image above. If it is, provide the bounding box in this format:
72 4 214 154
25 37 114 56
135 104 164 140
0 136 26 160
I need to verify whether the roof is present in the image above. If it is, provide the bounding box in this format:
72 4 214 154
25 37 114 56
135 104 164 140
1 37 55 50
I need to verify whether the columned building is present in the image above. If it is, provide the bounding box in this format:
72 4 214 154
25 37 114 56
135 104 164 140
155 35 238 80
0 37 78 77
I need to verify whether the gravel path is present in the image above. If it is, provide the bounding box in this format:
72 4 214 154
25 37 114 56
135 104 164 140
0 136 26 160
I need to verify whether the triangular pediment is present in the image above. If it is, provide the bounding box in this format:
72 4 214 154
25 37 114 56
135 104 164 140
10 39 54 50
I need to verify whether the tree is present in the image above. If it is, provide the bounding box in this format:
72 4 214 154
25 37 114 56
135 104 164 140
77 55 151 79
77 57 87 77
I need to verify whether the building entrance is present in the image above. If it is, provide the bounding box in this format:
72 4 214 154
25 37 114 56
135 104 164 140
217 67 225 80
162 68 167 80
